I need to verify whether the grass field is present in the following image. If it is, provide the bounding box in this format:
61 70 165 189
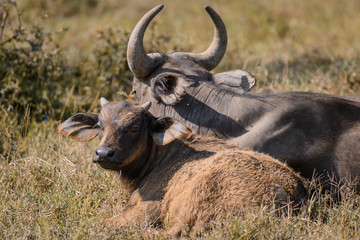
1 0 360 239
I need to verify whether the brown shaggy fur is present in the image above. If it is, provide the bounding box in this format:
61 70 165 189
105 135 308 237
59 101 308 237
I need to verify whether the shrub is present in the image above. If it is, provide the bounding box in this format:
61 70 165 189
0 1 133 159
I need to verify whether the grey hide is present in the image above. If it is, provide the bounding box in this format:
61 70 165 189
127 5 360 188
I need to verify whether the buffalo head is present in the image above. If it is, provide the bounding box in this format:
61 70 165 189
58 98 191 173
128 5 256 107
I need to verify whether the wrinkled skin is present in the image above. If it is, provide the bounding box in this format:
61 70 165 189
58 100 308 237
128 5 360 187
134 71 360 186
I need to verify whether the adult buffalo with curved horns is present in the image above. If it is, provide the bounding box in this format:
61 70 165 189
127 5 360 187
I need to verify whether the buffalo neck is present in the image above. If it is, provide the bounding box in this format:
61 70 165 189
151 81 276 139
116 136 193 187
117 138 154 185
120 134 228 202
142 134 237 182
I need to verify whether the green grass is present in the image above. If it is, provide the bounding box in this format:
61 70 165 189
1 0 360 238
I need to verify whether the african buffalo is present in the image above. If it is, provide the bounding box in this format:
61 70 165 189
127 5 360 186
58 99 307 237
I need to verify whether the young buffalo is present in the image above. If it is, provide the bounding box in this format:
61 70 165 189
58 99 308 237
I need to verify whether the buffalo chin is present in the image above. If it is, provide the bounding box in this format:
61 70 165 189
97 161 123 170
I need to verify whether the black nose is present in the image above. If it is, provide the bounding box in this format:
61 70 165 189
93 147 115 162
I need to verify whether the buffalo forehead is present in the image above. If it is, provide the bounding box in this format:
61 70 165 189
150 55 204 77
100 102 143 127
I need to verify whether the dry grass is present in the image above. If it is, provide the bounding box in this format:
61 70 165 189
1 122 359 239
15 0 360 96
0 123 360 239
1 0 360 239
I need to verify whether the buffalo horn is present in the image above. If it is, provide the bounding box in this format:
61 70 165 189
127 5 165 78
100 97 109 107
141 101 152 111
174 6 227 71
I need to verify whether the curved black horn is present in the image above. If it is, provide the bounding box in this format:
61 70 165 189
174 6 227 71
127 5 165 78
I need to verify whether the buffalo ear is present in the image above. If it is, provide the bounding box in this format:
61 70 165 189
58 113 100 142
213 69 256 94
151 117 192 145
150 73 193 105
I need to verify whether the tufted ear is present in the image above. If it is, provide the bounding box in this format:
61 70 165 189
150 73 193 105
58 113 100 142
151 117 192 145
213 69 256 94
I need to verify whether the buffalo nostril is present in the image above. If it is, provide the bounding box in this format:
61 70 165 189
107 150 115 157
95 147 112 159
94 147 115 162
95 149 103 157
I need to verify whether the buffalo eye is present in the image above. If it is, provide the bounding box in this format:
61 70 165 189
129 125 140 134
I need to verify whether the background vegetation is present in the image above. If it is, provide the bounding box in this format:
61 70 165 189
1 0 359 238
